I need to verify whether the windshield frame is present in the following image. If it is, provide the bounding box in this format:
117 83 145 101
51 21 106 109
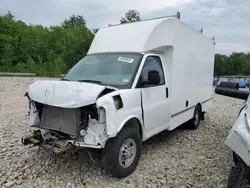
64 52 143 89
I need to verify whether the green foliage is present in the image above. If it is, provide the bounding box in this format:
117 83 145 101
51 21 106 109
14 62 26 72
120 10 141 24
62 15 86 29
26 57 36 73
214 53 250 76
54 56 67 76
0 11 94 76
5 11 15 20
0 44 14 71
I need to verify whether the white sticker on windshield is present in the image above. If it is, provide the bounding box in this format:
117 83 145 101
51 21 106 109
117 57 134 63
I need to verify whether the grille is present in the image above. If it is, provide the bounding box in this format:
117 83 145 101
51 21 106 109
40 105 81 136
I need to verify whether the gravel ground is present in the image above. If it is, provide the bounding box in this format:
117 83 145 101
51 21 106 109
0 77 245 188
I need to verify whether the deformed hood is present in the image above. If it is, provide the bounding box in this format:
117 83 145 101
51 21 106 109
27 80 112 108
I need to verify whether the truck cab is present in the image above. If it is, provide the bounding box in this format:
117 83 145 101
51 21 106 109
63 52 171 139
22 15 215 178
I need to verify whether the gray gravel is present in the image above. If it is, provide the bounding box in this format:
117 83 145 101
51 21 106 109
0 77 245 188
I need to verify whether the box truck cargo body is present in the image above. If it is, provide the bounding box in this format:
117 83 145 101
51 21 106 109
23 15 215 178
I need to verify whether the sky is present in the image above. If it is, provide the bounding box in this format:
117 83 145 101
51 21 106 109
1 0 250 55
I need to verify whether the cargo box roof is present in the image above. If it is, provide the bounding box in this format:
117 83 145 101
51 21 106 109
87 17 212 55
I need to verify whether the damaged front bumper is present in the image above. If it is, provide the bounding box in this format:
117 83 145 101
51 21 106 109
21 135 102 154
22 127 104 154
22 133 72 154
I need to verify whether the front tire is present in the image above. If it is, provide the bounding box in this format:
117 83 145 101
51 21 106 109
227 162 246 188
103 126 142 179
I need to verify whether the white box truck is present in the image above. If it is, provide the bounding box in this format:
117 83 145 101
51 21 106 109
22 13 215 178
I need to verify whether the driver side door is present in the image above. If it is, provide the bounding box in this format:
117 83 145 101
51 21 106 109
136 54 170 139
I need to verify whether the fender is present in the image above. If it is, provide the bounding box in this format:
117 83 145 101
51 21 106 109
96 89 143 138
117 115 144 139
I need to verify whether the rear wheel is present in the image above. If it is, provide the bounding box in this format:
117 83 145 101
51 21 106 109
188 105 201 129
102 125 142 179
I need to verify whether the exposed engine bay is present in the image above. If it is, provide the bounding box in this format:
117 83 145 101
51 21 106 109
22 84 114 153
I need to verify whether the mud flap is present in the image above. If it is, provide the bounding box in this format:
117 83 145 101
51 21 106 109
200 111 205 121
246 166 250 187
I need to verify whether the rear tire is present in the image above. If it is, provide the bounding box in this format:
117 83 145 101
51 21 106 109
227 161 246 188
188 105 201 129
102 126 142 179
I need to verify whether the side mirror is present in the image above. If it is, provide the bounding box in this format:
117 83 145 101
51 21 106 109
142 70 160 85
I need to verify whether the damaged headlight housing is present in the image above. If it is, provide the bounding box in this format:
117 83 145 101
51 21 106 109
98 107 106 123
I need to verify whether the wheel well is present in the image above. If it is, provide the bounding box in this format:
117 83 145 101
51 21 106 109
197 103 204 120
123 118 143 138
233 152 239 164
197 103 202 112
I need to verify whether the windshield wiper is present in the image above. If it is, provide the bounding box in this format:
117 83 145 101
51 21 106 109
77 79 102 84
61 78 70 81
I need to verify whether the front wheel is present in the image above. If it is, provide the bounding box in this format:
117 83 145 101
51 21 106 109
227 161 246 188
102 126 142 179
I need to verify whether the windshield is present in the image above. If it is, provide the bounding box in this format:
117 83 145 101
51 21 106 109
64 53 142 88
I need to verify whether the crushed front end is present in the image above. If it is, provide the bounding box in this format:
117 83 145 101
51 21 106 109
22 96 107 153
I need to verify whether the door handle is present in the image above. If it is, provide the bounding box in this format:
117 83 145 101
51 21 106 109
166 87 168 98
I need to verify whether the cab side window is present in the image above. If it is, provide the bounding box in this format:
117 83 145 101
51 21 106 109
137 56 165 87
